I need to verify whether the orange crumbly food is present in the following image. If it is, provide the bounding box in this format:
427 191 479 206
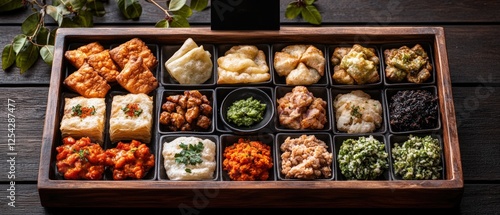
105 140 155 180
222 138 273 181
56 136 107 180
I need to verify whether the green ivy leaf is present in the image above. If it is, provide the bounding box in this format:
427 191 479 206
285 2 302 19
0 0 25 12
304 0 315 5
40 45 54 65
168 0 185 11
190 0 208 11
12 34 28 55
22 12 40 36
170 15 190 27
36 27 50 45
117 0 142 19
172 4 192 18
301 5 321 25
2 44 16 70
15 42 39 74
86 0 106 17
72 10 93 27
155 19 169 28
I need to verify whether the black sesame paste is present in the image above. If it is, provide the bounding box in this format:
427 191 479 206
389 90 438 131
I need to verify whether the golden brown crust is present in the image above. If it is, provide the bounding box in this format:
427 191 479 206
63 63 111 98
116 56 158 94
109 38 158 70
64 42 105 68
86 50 120 82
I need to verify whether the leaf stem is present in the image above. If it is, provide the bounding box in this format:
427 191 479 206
146 0 171 18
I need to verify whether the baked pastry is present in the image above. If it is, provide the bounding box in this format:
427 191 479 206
59 96 106 144
331 44 380 85
64 42 105 68
63 63 111 98
86 49 120 82
274 45 325 85
217 45 270 84
109 38 158 70
109 93 153 143
116 56 158 94
165 38 213 84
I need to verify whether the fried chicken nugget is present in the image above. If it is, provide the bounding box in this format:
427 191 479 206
63 63 111 98
64 42 105 68
116 56 158 94
86 50 120 82
109 38 158 70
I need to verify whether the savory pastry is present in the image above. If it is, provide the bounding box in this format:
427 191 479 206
115 56 158 94
105 140 155 180
86 49 120 83
159 90 212 132
276 86 327 130
222 138 273 181
64 42 105 68
63 63 111 98
331 44 380 85
109 93 153 143
217 45 270 84
333 90 383 133
274 45 325 85
162 136 216 180
384 44 433 83
165 38 213 84
280 135 333 179
56 136 107 180
109 37 158 69
60 96 106 144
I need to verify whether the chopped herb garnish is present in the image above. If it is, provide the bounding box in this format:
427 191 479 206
351 105 362 118
174 141 204 173
122 103 143 117
73 149 89 162
71 104 96 118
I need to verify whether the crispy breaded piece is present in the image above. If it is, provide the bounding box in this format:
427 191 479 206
87 50 120 82
63 63 111 98
116 56 158 94
109 38 158 70
64 42 105 68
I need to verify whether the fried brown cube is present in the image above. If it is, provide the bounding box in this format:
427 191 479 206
63 63 111 98
109 38 158 70
86 49 120 82
116 56 158 94
64 42 105 68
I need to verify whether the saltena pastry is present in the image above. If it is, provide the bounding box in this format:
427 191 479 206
109 93 153 143
59 96 106 144
165 38 213 84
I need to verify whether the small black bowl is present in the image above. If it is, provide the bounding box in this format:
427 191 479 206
220 87 274 134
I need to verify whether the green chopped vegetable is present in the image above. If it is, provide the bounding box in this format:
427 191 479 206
392 135 442 180
338 135 388 180
226 96 266 127
175 141 204 173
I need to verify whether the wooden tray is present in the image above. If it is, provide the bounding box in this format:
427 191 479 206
38 27 463 208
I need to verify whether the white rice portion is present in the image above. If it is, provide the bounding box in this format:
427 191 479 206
162 136 216 180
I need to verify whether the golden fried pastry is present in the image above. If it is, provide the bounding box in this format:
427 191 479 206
331 44 380 85
116 56 158 94
217 45 270 84
64 42 105 68
274 45 325 85
384 44 432 83
109 93 153 143
165 38 213 84
60 96 106 144
86 50 120 82
63 63 111 98
109 38 158 70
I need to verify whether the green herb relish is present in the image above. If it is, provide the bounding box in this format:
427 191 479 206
338 135 388 180
392 135 442 180
227 97 266 127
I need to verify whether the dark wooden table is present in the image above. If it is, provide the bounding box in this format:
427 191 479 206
1 1 499 214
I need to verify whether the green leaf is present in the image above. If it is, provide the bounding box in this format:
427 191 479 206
46 4 71 26
301 5 321 25
172 4 192 18
190 0 208 11
40 45 54 65
36 27 50 45
67 0 86 11
86 0 106 17
285 2 302 19
304 0 315 5
60 17 80 27
155 19 169 28
117 0 142 19
49 28 57 45
52 0 62 6
12 34 28 55
0 0 25 12
2 44 16 70
170 15 190 27
168 0 185 11
72 10 93 27
15 42 39 74
22 12 40 36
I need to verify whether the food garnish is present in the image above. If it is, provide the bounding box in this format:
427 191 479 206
174 142 204 173
227 97 266 127
392 135 442 180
